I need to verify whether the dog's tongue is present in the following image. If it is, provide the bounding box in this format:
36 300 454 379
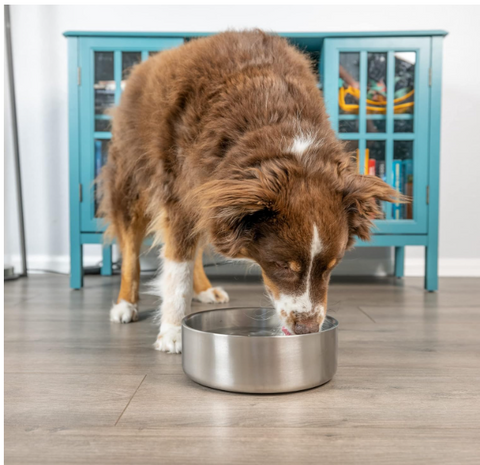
282 327 292 336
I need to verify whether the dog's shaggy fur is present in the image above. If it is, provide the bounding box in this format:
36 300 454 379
98 30 401 352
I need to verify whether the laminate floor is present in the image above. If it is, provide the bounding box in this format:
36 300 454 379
4 274 480 464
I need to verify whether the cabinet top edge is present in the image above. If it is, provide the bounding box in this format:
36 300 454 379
63 30 449 38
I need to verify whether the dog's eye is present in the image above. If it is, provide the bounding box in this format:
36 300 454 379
274 261 290 270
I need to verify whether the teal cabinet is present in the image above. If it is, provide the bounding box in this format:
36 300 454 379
65 31 446 291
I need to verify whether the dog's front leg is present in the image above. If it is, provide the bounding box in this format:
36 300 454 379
153 252 194 353
152 212 198 353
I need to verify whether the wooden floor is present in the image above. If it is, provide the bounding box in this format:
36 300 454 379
4 274 480 464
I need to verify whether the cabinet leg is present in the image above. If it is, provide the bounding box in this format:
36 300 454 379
101 245 113 276
70 242 84 289
394 246 405 278
425 245 438 292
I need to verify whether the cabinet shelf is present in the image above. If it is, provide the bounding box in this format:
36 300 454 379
94 132 112 140
338 132 415 140
339 114 414 120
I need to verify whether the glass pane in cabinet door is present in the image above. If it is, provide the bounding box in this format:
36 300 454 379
94 52 115 131
367 117 386 133
392 140 414 220
394 118 414 133
94 139 110 216
95 118 111 132
339 119 359 133
122 51 142 90
339 52 360 118
366 53 387 133
394 52 415 133
367 140 386 219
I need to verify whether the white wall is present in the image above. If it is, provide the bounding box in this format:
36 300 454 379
4 5 480 276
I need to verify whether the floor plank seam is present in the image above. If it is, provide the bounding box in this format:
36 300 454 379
357 307 377 323
114 374 147 427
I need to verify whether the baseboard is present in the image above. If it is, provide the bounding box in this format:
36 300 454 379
5 255 101 275
404 258 480 277
203 257 395 277
5 254 480 277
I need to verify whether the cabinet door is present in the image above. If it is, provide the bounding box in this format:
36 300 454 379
78 37 183 232
322 37 430 234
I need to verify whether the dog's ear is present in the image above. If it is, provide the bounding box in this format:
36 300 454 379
342 174 407 248
193 168 285 257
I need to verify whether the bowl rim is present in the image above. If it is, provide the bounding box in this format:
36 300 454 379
182 307 338 339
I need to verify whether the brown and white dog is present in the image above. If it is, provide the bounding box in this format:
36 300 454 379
98 30 401 353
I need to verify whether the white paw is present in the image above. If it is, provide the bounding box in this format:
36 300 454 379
154 323 182 353
193 287 230 304
110 300 138 323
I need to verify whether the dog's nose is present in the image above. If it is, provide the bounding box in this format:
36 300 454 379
293 319 320 335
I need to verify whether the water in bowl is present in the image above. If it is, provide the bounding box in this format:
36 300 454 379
207 318 333 337
208 326 285 337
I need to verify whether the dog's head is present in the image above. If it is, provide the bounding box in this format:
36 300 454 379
196 158 401 334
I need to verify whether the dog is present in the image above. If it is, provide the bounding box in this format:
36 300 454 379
98 30 401 353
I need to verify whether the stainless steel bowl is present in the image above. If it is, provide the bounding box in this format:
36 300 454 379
182 307 338 393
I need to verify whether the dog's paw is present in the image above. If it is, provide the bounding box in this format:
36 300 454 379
193 287 230 304
154 323 182 353
110 300 138 324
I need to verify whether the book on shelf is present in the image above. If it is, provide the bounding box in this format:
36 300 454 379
376 160 386 181
391 159 414 220
403 159 413 219
368 159 376 176
95 140 109 176
392 160 402 219
95 140 103 177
